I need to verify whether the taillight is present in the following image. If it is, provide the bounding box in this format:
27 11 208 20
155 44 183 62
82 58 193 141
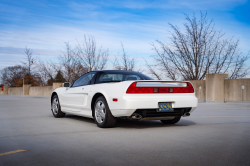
126 82 154 93
126 82 194 93
172 82 194 93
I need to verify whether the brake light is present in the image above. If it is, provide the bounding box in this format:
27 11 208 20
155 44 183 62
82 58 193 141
126 82 154 93
126 82 194 93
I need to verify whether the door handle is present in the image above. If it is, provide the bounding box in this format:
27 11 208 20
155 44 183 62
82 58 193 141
82 88 84 90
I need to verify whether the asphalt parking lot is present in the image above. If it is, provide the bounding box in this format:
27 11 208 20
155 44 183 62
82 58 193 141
0 95 250 166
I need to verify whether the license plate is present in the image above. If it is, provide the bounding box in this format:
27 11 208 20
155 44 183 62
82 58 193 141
158 103 173 111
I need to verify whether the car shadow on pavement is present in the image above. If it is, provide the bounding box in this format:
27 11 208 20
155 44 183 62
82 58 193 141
64 114 196 129
64 114 96 124
115 118 196 129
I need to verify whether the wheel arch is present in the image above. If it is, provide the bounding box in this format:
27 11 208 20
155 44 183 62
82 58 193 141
91 93 106 117
51 92 58 104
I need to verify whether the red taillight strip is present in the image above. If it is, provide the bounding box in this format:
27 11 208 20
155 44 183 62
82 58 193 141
126 82 194 93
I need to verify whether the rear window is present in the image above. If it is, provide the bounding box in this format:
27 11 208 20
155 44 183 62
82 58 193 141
96 72 153 83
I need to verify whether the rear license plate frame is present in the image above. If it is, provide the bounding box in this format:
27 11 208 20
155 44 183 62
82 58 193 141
158 102 174 112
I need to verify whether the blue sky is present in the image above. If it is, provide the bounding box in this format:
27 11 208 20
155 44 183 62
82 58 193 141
0 0 250 71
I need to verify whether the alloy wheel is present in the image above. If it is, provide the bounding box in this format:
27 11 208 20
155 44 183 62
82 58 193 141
95 101 106 123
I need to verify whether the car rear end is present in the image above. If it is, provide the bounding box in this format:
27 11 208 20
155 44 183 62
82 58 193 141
110 81 198 120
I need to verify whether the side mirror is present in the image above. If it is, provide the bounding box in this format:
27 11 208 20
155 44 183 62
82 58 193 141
63 82 70 87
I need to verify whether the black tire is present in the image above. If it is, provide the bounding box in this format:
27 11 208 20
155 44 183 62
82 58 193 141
94 96 116 128
51 95 65 118
161 116 181 124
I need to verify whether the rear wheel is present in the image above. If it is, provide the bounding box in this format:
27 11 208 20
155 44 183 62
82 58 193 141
51 95 65 118
161 116 181 124
94 96 116 128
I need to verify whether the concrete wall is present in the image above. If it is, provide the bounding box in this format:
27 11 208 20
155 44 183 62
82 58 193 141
8 87 23 95
1 78 250 103
53 82 63 91
206 73 228 102
2 83 63 97
24 84 31 95
225 79 250 101
29 86 53 96
3 86 9 95
189 80 206 100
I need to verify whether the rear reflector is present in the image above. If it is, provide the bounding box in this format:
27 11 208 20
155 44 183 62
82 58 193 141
113 98 118 102
126 82 194 93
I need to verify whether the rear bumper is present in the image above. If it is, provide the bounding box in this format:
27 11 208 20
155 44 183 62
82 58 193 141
134 107 192 117
109 93 198 117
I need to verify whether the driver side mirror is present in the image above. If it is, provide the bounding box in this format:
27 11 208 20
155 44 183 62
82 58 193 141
63 82 70 87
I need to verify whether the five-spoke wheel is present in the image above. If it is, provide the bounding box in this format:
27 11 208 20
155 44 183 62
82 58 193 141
51 95 65 118
95 101 106 124
52 97 59 115
94 96 116 128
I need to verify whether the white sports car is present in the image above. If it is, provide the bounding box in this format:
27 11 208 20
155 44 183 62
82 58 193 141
51 70 198 128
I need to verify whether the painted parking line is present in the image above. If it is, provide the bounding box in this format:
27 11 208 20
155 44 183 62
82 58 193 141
0 150 26 157
201 116 250 117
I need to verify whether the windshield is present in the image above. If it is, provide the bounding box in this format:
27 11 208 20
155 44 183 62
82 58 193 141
96 71 154 83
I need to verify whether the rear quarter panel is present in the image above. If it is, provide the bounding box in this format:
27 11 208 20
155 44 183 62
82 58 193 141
90 81 134 108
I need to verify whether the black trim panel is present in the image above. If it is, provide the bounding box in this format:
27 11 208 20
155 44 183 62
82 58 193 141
134 108 191 117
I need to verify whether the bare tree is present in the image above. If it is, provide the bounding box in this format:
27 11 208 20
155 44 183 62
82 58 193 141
20 47 46 85
0 65 27 87
76 35 108 71
147 12 249 80
22 47 36 75
144 60 162 80
37 42 88 85
60 42 88 83
37 59 59 85
113 43 141 72
120 43 136 71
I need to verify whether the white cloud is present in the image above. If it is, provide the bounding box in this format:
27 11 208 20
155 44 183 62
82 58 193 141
74 0 247 10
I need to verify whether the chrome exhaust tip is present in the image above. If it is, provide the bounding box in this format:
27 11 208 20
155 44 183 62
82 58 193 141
131 113 142 120
184 112 190 116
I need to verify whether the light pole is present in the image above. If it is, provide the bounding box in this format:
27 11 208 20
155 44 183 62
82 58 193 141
23 77 24 95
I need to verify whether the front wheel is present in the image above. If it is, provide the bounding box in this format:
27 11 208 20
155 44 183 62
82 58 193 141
161 116 181 124
51 95 65 118
94 96 116 128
